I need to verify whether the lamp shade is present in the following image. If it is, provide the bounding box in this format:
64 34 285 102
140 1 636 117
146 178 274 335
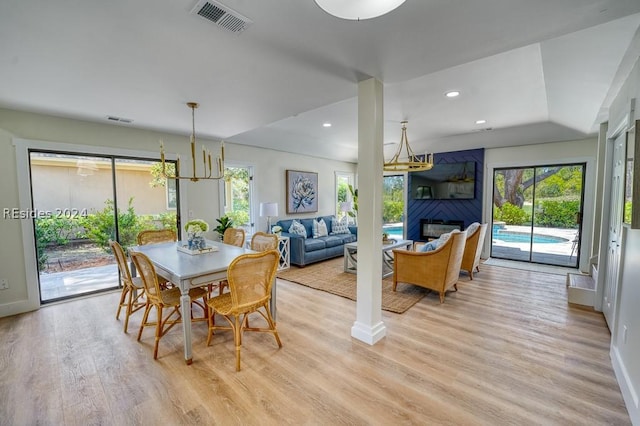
340 201 352 212
260 202 278 217
314 0 406 20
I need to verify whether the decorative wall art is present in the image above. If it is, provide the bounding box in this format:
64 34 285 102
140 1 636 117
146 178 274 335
286 170 318 214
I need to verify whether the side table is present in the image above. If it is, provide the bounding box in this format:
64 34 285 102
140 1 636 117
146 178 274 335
277 235 290 270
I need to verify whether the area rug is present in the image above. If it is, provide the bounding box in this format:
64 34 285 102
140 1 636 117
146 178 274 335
276 257 429 314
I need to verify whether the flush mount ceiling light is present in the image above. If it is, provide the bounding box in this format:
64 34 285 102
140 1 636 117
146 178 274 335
383 121 434 172
445 91 460 98
323 122 332 127
475 119 487 124
314 0 406 20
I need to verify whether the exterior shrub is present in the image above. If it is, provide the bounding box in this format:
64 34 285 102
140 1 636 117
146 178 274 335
79 198 150 252
495 202 530 225
536 200 580 228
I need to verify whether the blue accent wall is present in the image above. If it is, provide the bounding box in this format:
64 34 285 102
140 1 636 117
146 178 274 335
406 148 484 241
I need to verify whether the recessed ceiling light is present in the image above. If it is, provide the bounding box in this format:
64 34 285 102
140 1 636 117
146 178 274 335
323 122 332 128
445 91 460 98
475 119 487 124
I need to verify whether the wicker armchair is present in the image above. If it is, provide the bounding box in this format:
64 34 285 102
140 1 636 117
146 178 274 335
136 229 177 245
250 232 278 252
460 223 488 280
111 240 145 333
130 251 208 360
206 250 282 371
392 230 467 303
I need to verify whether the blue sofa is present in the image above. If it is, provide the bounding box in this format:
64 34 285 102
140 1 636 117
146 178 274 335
276 215 357 267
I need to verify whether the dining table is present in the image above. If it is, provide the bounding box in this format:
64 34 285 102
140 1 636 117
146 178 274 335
129 239 271 365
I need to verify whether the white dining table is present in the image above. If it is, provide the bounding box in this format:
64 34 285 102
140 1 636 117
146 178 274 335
130 239 270 365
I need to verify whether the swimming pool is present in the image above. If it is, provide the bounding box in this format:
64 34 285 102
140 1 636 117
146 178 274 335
492 230 568 244
383 225 404 238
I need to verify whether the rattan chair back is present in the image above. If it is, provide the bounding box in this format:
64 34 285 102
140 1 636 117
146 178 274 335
223 228 246 247
250 232 278 252
137 229 177 245
130 251 163 303
228 250 279 310
111 240 133 284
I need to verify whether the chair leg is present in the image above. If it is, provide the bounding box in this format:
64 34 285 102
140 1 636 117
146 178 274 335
206 306 215 346
439 292 445 303
453 283 458 292
153 305 163 360
116 285 129 320
469 270 474 280
138 303 152 341
265 306 282 348
124 286 134 333
234 315 242 371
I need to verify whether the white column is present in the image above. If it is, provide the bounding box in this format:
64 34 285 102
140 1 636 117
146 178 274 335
351 78 386 345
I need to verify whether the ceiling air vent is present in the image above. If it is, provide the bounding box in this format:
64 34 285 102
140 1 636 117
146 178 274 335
190 0 253 34
106 116 133 124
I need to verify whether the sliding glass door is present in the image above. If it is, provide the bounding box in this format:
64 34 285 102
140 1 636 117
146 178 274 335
383 175 405 239
491 163 584 267
30 151 179 303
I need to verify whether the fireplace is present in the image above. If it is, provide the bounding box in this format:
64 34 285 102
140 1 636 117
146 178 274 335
420 219 464 240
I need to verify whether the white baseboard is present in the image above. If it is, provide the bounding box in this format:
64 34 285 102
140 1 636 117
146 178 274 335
0 299 38 318
611 345 639 425
351 320 386 345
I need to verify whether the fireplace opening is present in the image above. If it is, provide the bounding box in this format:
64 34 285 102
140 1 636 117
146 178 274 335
420 219 464 240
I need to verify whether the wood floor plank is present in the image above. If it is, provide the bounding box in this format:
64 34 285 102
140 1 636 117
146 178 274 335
0 263 631 425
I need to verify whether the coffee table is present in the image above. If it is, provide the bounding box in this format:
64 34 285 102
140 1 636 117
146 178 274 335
344 239 413 278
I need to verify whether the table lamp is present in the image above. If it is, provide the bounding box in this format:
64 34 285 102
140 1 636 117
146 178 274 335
260 202 278 233
340 201 352 221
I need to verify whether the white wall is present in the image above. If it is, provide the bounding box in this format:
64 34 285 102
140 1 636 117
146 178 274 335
483 138 598 273
0 108 356 317
607 55 640 425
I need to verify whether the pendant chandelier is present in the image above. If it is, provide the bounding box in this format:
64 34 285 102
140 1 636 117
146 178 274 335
160 102 225 182
383 120 434 172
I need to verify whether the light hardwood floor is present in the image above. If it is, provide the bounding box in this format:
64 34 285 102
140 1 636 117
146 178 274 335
0 264 630 425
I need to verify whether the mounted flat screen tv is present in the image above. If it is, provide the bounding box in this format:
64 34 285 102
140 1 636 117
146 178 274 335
410 161 476 200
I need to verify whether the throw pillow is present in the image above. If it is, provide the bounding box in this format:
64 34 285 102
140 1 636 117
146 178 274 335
466 222 480 237
331 215 351 235
418 241 438 252
312 218 329 238
419 230 458 252
288 220 307 238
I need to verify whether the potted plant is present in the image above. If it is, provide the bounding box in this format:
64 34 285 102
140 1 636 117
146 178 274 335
184 219 209 250
213 215 234 240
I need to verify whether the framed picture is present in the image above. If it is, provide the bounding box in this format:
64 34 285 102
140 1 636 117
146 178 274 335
286 170 318 213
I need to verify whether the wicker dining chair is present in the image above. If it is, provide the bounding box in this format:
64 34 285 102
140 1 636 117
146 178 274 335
250 232 279 252
136 229 177 288
136 229 177 245
111 240 145 333
222 227 246 247
206 250 281 371
130 251 208 360
216 228 247 295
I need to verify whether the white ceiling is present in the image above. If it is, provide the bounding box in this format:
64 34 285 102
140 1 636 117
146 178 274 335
1 0 640 163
